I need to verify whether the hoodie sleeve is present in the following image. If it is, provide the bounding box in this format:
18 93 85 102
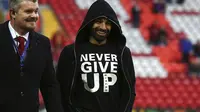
124 47 136 112
56 44 75 112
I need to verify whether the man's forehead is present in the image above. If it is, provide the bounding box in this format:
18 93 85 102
95 17 109 21
21 0 38 5
20 1 39 9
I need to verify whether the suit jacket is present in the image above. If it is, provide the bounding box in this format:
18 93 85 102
0 21 63 112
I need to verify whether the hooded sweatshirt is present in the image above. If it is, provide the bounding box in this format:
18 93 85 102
56 0 136 112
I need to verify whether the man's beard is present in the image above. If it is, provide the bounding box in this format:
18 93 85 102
91 27 110 43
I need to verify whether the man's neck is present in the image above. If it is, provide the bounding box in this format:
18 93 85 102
10 20 27 35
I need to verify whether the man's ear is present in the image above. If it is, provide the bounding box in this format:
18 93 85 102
10 9 16 19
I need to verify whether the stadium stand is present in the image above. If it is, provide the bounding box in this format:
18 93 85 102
166 0 200 44
40 6 61 38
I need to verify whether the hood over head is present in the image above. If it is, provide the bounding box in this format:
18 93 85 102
75 0 126 47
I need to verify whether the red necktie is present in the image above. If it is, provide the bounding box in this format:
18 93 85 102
15 36 25 56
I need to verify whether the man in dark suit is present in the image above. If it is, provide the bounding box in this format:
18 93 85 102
0 0 63 112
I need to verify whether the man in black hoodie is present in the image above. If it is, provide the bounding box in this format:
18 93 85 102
56 0 136 112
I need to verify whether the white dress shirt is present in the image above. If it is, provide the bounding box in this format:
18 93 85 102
8 21 30 53
8 21 29 46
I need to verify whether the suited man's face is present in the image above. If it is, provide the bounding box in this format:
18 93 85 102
13 1 39 32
